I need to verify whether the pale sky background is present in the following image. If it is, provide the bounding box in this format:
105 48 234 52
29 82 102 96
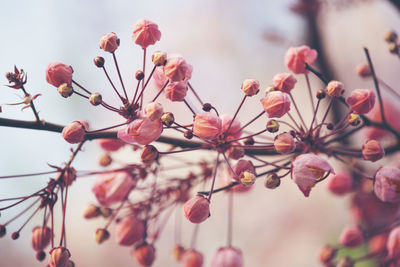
0 0 400 266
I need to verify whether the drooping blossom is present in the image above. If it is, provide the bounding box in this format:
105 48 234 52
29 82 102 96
284 45 317 74
326 80 344 97
272 73 297 93
132 19 161 49
231 160 256 181
118 117 163 145
261 91 291 118
211 247 244 267
165 81 188 101
92 171 135 206
133 243 156 267
62 121 86 144
49 247 70 267
46 62 73 87
31 226 52 251
99 32 120 53
291 154 334 197
181 249 204 267
220 114 242 139
97 139 125 152
115 215 145 246
183 194 210 224
387 226 400 259
241 79 260 96
193 113 222 140
327 172 353 196
274 132 296 154
362 139 385 162
339 225 364 248
346 89 376 114
374 166 400 203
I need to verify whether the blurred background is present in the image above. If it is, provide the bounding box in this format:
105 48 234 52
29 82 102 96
1 0 400 266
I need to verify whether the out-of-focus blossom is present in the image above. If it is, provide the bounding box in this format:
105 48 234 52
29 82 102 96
211 247 243 267
339 225 364 248
97 139 125 152
327 172 353 196
284 45 317 74
272 73 297 93
181 249 204 267
374 166 400 203
165 81 188 101
274 132 295 154
115 215 145 246
220 114 242 139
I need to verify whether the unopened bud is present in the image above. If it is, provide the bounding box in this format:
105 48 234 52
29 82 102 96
95 228 110 244
62 121 86 144
184 130 193 139
99 153 112 167
202 103 212 112
11 232 19 240
183 194 210 224
94 56 105 68
274 132 295 154
243 137 254 145
133 243 156 267
89 93 102 106
226 144 244 160
172 245 185 262
326 81 344 97
152 51 167 66
99 207 112 217
316 89 326 99
264 173 280 189
266 119 279 133
348 113 361 126
161 112 174 127
49 247 70 267
385 31 398 43
83 204 100 219
58 83 73 98
141 145 159 164
31 226 52 251
355 63 371 78
264 86 276 95
326 123 334 130
389 42 399 54
362 139 384 162
136 70 144 80
240 171 255 186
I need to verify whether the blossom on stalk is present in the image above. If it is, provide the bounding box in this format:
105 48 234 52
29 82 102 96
346 89 376 114
241 79 260 96
99 32 120 53
92 171 135 206
46 62 73 87
183 194 210 224
261 91 290 118
97 139 125 152
362 139 384 162
31 226 52 251
132 19 161 49
118 117 163 145
272 73 297 93
62 121 86 144
291 154 334 197
274 132 295 154
326 80 344 97
193 113 222 140
284 45 317 74
133 243 156 267
164 56 189 82
327 172 353 196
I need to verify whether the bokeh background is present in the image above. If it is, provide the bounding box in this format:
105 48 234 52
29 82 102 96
1 0 400 266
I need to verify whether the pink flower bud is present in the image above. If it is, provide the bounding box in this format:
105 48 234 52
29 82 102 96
145 102 164 121
318 245 337 264
346 89 376 114
165 81 188 101
92 171 135 206
261 91 291 118
284 45 318 74
133 243 156 267
339 225 364 248
272 73 297 93
211 247 244 267
274 132 296 154
241 79 260 96
374 166 400 203
355 62 371 77
362 139 385 162
46 62 73 87
49 247 70 267
164 56 189 82
326 80 344 97
387 226 400 259
231 160 256 182
327 172 353 196
181 249 204 267
132 19 161 49
368 234 387 255
291 154 334 197
221 114 242 139
62 121 86 144
115 215 145 246
97 139 125 152
193 113 222 140
31 226 52 251
118 117 163 145
99 32 120 53
183 194 210 224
